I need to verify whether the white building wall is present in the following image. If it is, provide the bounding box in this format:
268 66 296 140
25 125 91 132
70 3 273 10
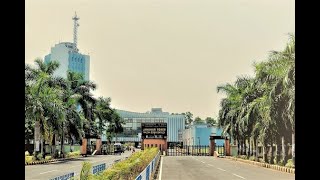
84 55 90 81
49 44 70 79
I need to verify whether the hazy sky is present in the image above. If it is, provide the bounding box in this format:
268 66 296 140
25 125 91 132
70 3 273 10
26 0 295 119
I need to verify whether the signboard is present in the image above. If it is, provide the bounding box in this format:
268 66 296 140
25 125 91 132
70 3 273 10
141 123 167 139
93 163 106 174
50 172 74 180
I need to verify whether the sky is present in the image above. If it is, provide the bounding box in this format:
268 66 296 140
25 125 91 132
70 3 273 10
25 0 295 119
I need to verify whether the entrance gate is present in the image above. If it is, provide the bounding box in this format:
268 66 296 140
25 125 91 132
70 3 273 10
166 145 211 156
215 145 225 156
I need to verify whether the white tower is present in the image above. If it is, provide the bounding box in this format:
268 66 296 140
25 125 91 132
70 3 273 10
72 12 80 52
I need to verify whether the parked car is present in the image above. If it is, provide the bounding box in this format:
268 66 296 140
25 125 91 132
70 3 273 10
114 143 124 153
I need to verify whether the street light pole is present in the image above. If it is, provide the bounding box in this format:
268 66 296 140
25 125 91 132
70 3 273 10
198 137 200 145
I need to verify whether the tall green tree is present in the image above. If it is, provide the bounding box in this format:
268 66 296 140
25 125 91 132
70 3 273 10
194 117 205 124
25 59 65 158
205 117 216 126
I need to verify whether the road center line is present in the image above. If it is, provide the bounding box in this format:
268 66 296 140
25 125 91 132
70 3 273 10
217 168 226 171
201 161 205 163
208 164 214 167
232 173 246 179
39 170 58 174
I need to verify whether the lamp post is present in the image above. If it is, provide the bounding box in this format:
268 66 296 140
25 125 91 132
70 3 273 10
198 137 200 145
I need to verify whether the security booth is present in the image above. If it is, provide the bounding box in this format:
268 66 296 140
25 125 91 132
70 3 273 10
80 135 102 156
141 123 167 153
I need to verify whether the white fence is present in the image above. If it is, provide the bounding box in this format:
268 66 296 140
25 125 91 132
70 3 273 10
135 151 160 180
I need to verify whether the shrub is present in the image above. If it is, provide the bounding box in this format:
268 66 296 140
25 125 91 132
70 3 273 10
249 156 255 161
92 147 159 180
258 158 265 163
277 160 285 166
80 161 93 180
37 153 43 161
45 156 52 160
25 156 33 163
25 151 30 156
285 159 294 168
66 151 80 158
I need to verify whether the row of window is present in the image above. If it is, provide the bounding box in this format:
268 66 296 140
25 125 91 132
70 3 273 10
71 57 84 63
125 118 165 123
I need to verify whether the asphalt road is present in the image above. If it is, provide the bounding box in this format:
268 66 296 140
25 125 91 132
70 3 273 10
160 156 295 180
25 151 132 180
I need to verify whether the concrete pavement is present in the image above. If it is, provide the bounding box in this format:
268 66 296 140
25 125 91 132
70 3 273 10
25 151 132 180
160 156 295 180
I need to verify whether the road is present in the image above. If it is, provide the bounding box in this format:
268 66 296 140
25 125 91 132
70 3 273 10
25 151 132 180
160 156 295 180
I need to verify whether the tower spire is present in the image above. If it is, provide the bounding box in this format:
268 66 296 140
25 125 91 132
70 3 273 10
72 12 80 51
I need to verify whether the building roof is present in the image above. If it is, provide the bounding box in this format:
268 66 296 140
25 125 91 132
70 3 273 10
116 109 183 119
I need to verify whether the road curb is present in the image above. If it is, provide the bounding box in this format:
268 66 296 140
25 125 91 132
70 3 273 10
25 157 79 166
224 156 294 174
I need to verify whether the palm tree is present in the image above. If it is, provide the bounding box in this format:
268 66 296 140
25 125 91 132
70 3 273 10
216 34 294 165
25 59 65 159
106 110 124 143
94 97 113 136
67 71 97 138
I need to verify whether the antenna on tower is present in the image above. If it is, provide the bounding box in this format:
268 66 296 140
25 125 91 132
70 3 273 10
72 11 80 51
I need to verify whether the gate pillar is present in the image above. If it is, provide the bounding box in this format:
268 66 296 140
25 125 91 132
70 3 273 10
209 136 215 156
225 138 230 156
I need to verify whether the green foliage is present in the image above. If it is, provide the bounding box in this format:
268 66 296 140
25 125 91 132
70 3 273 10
25 151 30 156
184 112 193 124
249 156 255 161
25 156 34 163
205 117 216 126
216 34 295 165
285 159 294 168
25 59 123 158
80 161 93 180
92 148 159 180
194 117 205 124
66 151 80 158
36 153 43 161
45 156 52 160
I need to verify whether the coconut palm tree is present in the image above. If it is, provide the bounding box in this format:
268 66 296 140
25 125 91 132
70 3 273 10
94 97 113 136
25 59 65 158
216 34 294 165
106 110 124 143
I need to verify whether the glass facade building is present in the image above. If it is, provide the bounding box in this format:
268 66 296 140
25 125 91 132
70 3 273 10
101 108 185 146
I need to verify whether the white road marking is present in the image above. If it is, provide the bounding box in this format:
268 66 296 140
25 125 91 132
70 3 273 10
39 170 58 174
70 165 80 168
217 168 226 171
232 173 246 179
201 161 205 163
208 164 214 167
159 156 164 180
